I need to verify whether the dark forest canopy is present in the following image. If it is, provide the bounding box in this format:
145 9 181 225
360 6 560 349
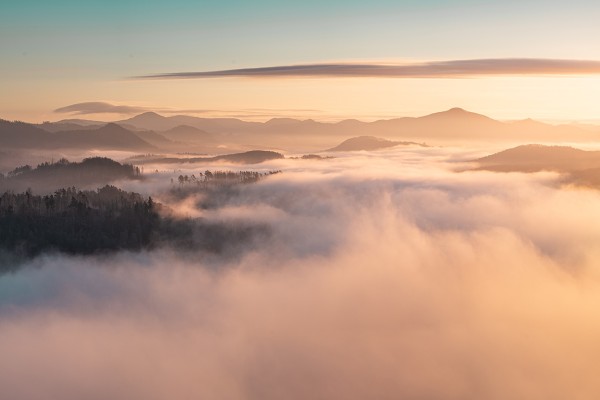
164 170 282 207
288 154 335 160
0 186 156 261
171 169 281 187
0 157 142 193
474 144 600 173
0 184 270 270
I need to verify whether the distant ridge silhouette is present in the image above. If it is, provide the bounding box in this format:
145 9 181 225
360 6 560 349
475 144 600 172
127 150 284 165
5 107 599 152
475 144 600 190
0 119 155 151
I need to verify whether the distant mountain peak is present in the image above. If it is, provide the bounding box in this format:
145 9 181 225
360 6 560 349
420 107 495 123
116 112 176 131
327 136 425 152
441 107 479 116
99 122 129 132
474 144 598 173
136 111 163 118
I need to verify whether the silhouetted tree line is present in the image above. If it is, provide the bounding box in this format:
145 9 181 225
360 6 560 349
0 185 270 269
0 186 157 259
1 157 140 179
174 169 281 186
0 157 142 193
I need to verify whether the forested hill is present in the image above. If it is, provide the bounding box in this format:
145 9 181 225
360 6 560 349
326 136 426 152
0 184 269 269
0 120 156 151
0 157 141 193
129 150 284 165
0 186 157 261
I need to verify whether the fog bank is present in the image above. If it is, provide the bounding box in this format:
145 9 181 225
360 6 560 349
2 147 600 399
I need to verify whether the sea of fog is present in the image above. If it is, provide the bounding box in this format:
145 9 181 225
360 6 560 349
2 146 600 399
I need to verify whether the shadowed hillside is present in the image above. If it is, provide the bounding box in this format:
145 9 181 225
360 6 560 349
0 184 269 268
161 125 216 143
0 120 156 151
0 157 142 193
327 136 427 152
474 144 600 172
21 108 599 152
129 150 284 165
474 144 600 190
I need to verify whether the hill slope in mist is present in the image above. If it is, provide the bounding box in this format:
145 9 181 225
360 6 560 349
128 150 284 165
475 144 600 172
0 157 142 193
52 108 600 150
327 136 426 151
7 107 598 153
0 120 156 151
161 125 216 143
475 144 600 190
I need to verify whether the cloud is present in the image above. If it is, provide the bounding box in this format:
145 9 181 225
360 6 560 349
54 102 150 115
53 102 215 116
53 102 322 118
134 58 600 79
4 147 600 398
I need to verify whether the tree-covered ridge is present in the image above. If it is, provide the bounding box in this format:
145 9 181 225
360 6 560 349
128 150 285 165
0 157 142 193
2 156 140 180
0 186 157 259
0 184 270 269
173 169 281 186
0 119 155 151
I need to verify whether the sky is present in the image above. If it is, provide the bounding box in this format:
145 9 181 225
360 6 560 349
1 0 600 122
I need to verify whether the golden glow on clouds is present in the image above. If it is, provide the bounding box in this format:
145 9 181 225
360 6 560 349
2 73 600 123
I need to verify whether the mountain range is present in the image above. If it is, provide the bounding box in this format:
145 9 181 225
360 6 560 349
474 144 600 190
2 108 599 153
474 144 600 172
327 136 427 151
0 120 156 151
57 108 600 146
126 150 284 165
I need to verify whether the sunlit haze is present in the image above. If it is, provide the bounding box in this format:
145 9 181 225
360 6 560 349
2 0 600 122
2 1 600 399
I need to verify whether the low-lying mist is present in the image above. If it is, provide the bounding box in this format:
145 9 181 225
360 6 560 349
2 146 600 399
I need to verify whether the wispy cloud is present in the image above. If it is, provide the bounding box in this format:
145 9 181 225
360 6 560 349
53 102 324 118
134 58 600 79
54 102 149 115
54 102 216 116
